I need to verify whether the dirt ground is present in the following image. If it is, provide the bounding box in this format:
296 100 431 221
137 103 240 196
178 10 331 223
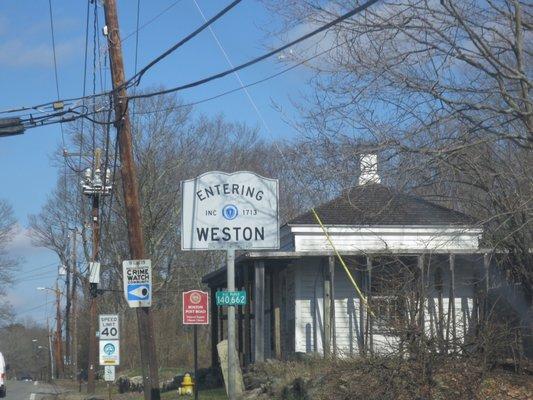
242 357 533 400
51 379 227 400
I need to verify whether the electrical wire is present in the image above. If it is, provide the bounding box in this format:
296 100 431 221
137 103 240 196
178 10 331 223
10 37 338 129
133 39 348 115
0 0 241 118
48 0 61 103
129 0 380 99
192 0 274 138
1 0 379 131
16 300 56 316
126 0 243 88
22 261 58 274
121 0 183 44
130 0 142 127
91 0 98 163
99 97 114 251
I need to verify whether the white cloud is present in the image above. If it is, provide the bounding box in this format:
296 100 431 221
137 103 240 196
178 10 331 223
0 37 81 68
6 225 53 259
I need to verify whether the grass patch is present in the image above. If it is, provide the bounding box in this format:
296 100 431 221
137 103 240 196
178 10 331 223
160 388 227 399
121 367 185 380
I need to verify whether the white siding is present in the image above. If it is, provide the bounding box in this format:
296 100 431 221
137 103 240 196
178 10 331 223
294 259 324 353
287 226 481 252
294 260 368 355
292 256 478 356
332 266 364 356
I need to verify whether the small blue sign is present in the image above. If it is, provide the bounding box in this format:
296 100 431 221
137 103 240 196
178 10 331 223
127 284 150 301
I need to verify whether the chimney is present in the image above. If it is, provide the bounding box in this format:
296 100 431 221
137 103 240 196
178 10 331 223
358 154 380 185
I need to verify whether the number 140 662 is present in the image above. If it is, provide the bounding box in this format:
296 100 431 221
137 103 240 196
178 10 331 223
215 290 247 306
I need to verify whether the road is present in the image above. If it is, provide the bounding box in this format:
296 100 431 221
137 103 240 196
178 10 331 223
4 380 64 400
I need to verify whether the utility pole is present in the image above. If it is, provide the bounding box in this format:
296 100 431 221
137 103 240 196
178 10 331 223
81 148 112 394
102 1 161 398
55 280 64 378
65 252 72 375
88 174 99 394
70 230 78 381
47 317 55 381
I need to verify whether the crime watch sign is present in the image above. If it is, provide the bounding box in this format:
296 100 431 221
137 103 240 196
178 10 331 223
181 171 279 250
122 259 152 308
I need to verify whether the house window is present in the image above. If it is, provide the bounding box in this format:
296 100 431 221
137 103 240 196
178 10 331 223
371 296 404 334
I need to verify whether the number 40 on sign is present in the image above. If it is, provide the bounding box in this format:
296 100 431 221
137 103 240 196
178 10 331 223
216 290 247 306
99 314 119 339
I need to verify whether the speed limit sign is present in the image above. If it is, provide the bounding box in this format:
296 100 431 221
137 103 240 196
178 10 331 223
99 314 119 340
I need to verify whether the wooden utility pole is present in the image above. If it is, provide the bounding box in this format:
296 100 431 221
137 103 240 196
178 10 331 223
70 229 79 381
102 1 161 398
55 280 64 378
87 149 101 394
65 250 71 373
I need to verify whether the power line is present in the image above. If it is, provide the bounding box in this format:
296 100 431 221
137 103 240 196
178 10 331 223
134 39 348 115
91 0 98 162
134 0 141 76
16 300 56 316
121 0 183 44
48 0 61 102
127 0 243 88
47 0 67 147
13 38 346 128
192 0 274 137
130 0 380 99
23 261 59 274
0 0 242 117
1 0 379 128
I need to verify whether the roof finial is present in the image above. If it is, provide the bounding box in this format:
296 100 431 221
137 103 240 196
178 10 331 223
358 154 380 185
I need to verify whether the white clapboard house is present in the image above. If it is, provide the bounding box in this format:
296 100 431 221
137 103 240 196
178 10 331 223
203 155 493 366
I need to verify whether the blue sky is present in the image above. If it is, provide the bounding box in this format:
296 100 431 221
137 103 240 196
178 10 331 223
1 0 311 322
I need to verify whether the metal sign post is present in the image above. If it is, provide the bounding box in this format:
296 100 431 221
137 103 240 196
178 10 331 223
182 290 209 400
104 366 115 400
181 171 279 400
226 248 236 399
193 324 198 400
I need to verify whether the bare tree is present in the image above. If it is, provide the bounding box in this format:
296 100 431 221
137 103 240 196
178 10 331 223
0 199 19 322
263 0 532 294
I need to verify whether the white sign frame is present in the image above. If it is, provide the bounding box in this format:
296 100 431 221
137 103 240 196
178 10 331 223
123 259 152 308
99 314 119 340
99 339 120 366
89 262 101 284
104 366 116 382
181 171 279 251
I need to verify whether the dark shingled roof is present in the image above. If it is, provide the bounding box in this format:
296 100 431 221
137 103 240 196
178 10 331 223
288 184 476 226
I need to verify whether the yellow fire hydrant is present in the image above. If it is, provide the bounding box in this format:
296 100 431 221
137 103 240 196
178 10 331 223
178 373 194 396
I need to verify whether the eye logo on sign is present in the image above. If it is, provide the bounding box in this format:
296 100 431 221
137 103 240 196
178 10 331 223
103 343 116 355
222 204 238 220
128 284 150 300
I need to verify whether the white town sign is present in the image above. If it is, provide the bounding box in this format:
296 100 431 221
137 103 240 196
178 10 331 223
181 171 279 250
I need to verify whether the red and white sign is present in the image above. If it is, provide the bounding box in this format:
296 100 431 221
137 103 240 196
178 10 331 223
183 290 209 325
